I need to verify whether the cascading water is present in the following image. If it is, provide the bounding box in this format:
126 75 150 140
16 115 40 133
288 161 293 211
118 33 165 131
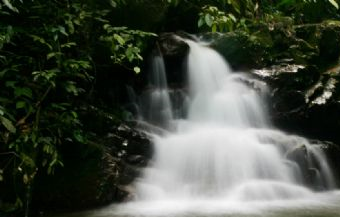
139 54 173 129
135 40 335 202
77 39 340 217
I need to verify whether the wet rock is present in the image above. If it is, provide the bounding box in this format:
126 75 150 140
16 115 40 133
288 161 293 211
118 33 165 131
251 62 340 144
113 123 153 158
285 140 340 189
157 32 190 85
158 32 190 57
314 140 340 187
252 64 320 89
118 164 144 185
126 155 148 167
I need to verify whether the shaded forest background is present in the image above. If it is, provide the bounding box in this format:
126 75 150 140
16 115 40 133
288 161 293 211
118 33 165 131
1 0 340 216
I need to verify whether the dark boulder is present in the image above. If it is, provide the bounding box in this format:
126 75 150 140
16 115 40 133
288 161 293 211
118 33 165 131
158 32 191 57
156 32 191 85
253 63 340 144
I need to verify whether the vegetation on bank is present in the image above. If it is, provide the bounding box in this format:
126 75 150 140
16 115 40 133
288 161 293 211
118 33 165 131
1 0 340 216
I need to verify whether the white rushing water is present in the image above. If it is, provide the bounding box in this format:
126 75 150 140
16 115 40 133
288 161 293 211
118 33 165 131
114 40 339 216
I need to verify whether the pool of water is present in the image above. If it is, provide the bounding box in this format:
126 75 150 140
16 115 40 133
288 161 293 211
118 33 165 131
51 191 340 217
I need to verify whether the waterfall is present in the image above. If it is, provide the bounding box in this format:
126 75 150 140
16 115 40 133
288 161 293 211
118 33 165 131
100 39 340 217
135 40 335 202
139 54 174 129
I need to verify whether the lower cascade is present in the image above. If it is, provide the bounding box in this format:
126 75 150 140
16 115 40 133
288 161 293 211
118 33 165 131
116 40 339 216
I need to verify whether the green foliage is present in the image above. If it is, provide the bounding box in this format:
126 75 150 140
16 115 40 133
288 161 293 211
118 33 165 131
198 6 237 32
101 25 156 73
0 0 156 214
196 0 259 32
0 0 338 214
195 0 340 33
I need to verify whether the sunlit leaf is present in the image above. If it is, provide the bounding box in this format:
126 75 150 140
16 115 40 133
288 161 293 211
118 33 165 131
47 52 62 60
329 0 339 9
205 14 213 27
0 116 16 133
2 0 18 12
228 13 237 22
114 34 125 45
133 66 141 74
58 26 68 36
61 42 76 48
198 17 204 28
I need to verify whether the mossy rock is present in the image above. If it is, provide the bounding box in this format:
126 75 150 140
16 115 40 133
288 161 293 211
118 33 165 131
201 31 269 69
295 20 340 65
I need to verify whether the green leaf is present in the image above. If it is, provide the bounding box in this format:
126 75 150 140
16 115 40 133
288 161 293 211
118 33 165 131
5 81 16 88
47 52 62 60
125 46 135 62
14 87 33 98
205 14 213 27
73 130 85 143
29 35 52 50
0 68 11 78
114 34 125 45
21 154 35 168
64 81 78 95
228 0 241 14
198 17 204 28
0 116 16 133
228 13 237 22
2 0 18 12
109 0 117 7
133 66 141 74
329 0 339 9
58 26 68 36
61 42 77 48
16 101 26 109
